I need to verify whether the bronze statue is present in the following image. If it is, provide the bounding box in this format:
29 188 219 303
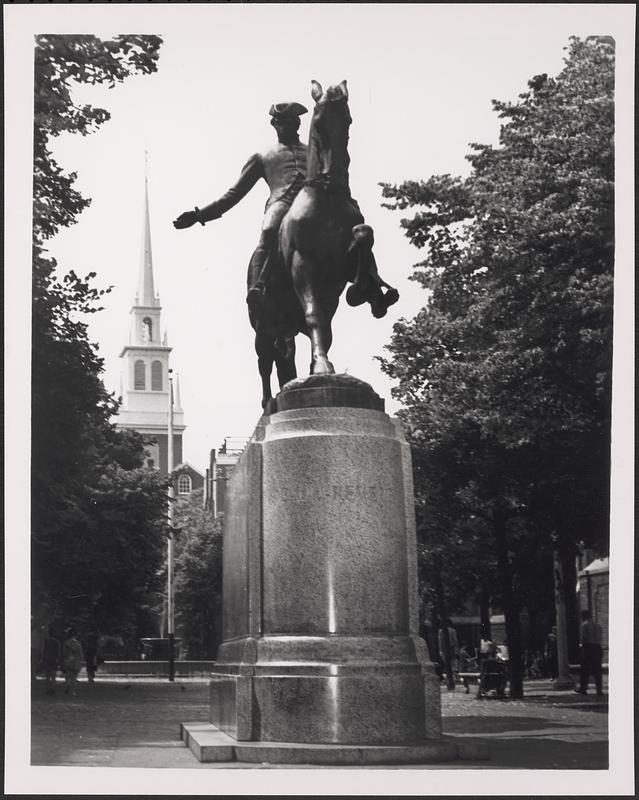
174 81 399 408
174 101 309 311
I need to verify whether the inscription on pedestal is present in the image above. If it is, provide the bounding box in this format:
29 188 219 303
278 482 395 504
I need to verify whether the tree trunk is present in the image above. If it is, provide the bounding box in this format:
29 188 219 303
493 512 524 698
433 553 455 691
551 547 574 689
561 548 581 662
479 585 491 647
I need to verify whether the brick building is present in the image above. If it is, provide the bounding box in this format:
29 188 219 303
204 437 249 517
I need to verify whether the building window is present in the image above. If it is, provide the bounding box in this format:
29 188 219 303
151 360 163 391
145 442 160 469
134 360 146 390
178 474 192 495
142 317 153 342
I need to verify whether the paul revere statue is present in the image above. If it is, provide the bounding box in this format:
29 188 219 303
173 100 398 318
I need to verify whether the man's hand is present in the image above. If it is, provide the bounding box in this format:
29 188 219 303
173 210 198 229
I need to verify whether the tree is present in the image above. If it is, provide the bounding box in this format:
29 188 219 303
31 35 165 642
379 37 614 697
173 491 224 659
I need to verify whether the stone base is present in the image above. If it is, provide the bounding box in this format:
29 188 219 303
180 722 489 765
207 646 437 744
187 375 460 763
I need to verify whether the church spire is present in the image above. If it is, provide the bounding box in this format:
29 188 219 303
137 155 158 307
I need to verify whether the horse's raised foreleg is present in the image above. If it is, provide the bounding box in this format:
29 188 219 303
346 224 399 319
291 251 335 375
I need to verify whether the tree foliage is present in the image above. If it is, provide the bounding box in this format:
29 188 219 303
31 34 165 641
173 492 224 659
379 37 614 695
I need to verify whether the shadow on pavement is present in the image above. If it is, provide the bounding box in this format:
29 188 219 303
444 716 591 734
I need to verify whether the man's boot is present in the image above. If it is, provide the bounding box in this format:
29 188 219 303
246 249 271 313
247 282 266 312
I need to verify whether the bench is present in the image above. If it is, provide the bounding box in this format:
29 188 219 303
458 672 480 693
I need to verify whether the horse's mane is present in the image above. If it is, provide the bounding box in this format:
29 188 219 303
306 108 322 183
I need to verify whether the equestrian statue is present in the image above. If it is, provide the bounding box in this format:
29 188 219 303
173 80 399 409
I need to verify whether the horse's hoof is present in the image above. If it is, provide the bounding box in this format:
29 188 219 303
384 287 400 307
370 287 399 318
346 284 366 307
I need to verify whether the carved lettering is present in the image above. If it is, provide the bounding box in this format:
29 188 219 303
276 481 394 504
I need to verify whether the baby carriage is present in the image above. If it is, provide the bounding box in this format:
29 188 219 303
477 653 508 698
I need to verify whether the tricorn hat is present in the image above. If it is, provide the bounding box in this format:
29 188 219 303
269 101 308 118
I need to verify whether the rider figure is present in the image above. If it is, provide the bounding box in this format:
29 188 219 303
173 101 398 317
173 102 308 312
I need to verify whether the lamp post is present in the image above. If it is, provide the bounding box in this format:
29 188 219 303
167 369 175 682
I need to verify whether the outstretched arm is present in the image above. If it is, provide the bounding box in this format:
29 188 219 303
173 153 263 229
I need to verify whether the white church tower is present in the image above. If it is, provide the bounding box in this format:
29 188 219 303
115 174 185 476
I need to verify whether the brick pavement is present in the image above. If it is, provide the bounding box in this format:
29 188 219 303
30 676 607 769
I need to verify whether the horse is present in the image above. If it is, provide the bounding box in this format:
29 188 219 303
251 79 397 409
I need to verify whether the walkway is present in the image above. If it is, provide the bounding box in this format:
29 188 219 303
30 677 607 769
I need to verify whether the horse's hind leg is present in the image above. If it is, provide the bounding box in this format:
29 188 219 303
274 335 297 389
254 328 275 410
291 252 335 375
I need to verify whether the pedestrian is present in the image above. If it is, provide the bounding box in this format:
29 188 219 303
477 642 508 699
544 626 558 679
61 627 84 696
458 641 474 672
575 609 604 695
84 633 100 683
531 650 544 679
41 626 61 695
478 632 494 669
437 619 460 682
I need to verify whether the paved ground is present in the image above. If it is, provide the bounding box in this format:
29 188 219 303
30 676 608 769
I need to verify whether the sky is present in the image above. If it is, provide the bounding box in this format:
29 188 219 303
10 2 633 473
4 4 635 797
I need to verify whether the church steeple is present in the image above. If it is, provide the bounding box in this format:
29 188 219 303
137 169 158 308
116 161 186 477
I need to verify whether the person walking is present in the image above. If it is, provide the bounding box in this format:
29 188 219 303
545 626 558 680
41 626 61 695
575 609 604 695
61 628 84 696
84 634 100 683
437 619 460 684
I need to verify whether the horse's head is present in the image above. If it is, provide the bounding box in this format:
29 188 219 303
307 80 352 186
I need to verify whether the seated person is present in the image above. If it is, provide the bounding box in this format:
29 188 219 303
477 643 508 698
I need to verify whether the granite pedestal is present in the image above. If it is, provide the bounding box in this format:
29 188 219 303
182 375 488 765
